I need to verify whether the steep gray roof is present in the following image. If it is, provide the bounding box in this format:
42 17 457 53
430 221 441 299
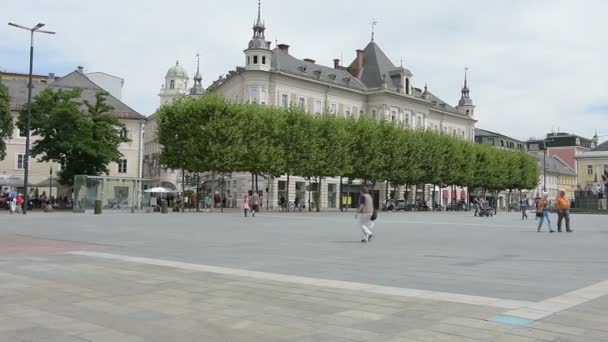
1 79 47 111
534 154 577 176
271 48 366 90
592 140 608 151
412 87 462 115
1 70 144 120
475 128 524 143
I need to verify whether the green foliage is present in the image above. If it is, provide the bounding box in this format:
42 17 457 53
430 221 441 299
18 88 128 185
157 93 539 193
0 81 13 161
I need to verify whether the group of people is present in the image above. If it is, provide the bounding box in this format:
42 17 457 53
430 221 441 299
242 190 261 217
535 190 573 233
0 189 24 213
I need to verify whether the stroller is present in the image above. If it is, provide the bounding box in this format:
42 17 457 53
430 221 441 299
478 200 494 217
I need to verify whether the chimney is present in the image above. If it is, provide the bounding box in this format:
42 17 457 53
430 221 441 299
355 49 365 77
303 58 316 64
277 44 290 53
77 66 84 73
333 59 340 69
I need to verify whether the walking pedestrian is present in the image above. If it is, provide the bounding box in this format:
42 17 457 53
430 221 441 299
16 193 24 214
251 190 260 217
537 193 554 233
242 193 250 217
520 195 529 220
556 190 573 233
355 186 375 242
473 195 480 216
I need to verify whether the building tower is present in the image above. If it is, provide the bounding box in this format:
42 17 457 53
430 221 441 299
456 68 475 118
190 54 204 96
159 60 189 106
244 0 272 72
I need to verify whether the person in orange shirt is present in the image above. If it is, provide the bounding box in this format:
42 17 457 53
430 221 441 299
556 190 573 233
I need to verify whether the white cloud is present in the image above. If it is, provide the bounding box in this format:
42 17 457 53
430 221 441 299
1 0 607 140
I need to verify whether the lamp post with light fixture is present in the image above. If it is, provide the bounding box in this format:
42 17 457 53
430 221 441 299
8 22 55 214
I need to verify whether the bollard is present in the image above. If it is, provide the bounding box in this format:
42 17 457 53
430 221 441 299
161 200 168 214
94 200 102 215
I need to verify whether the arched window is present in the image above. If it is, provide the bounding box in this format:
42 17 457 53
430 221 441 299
466 109 470 115
169 80 175 89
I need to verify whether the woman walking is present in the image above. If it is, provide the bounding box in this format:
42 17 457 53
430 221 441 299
242 193 250 217
537 193 554 233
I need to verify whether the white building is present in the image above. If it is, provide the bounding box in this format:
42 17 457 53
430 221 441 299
145 2 478 209
85 72 124 100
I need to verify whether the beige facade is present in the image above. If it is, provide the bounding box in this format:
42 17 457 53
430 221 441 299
0 69 145 197
575 150 608 193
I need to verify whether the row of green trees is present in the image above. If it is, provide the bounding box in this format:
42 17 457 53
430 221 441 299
157 94 539 206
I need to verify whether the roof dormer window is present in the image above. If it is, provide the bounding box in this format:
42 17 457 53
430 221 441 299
298 66 307 73
328 74 336 81
313 70 322 79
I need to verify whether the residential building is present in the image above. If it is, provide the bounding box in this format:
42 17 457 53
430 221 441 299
474 128 526 151
85 72 124 100
0 67 145 197
527 132 593 171
531 153 577 200
575 140 608 193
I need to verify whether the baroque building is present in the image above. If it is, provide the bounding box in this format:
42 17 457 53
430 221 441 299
145 2 478 209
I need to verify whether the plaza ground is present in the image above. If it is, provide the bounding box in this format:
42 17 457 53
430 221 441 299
0 210 607 341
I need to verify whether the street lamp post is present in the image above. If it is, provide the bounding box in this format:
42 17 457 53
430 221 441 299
8 22 55 215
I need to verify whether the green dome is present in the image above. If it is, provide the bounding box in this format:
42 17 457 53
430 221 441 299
166 61 188 78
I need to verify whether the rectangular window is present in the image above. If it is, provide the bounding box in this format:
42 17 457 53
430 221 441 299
391 111 396 122
327 183 337 209
278 180 287 204
16 153 26 170
249 87 258 104
260 89 267 105
418 116 424 128
253 55 258 64
262 56 266 64
19 128 27 137
118 159 128 173
330 103 337 114
345 106 352 118
281 93 289 108
298 96 305 110
372 109 377 119
314 100 323 114
587 165 593 175
405 114 410 126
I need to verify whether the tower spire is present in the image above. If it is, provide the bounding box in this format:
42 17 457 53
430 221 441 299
461 66 470 98
370 19 378 42
256 0 262 27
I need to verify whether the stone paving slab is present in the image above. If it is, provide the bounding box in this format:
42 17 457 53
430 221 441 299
0 253 607 341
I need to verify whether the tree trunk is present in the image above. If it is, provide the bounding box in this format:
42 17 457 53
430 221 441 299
196 173 200 212
346 179 351 212
339 176 343 212
181 169 185 213
316 176 321 212
286 173 290 212
210 172 216 212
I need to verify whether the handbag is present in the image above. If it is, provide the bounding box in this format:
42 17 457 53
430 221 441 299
370 209 378 221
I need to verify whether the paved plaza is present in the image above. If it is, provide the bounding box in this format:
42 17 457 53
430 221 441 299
0 210 607 341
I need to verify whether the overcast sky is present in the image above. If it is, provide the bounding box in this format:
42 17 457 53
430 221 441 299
1 0 606 141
